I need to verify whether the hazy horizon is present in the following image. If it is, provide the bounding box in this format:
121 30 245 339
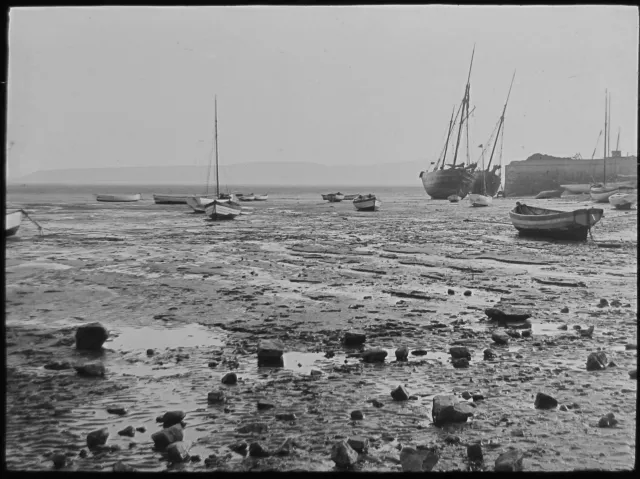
6 5 639 180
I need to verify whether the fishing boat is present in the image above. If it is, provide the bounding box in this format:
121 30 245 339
96 193 141 202
153 194 192 205
321 194 330 201
204 96 242 221
326 193 345 203
254 194 268 201
534 189 563 199
6 209 22 236
447 194 461 203
509 202 604 241
344 194 360 201
609 189 637 210
419 47 477 199
353 194 381 212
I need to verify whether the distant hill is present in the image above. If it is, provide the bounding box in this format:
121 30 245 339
11 161 429 186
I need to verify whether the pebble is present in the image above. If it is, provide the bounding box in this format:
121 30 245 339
208 390 225 404
146 349 154 356
492 331 510 345
350 410 364 420
395 346 409 361
495 449 524 471
411 349 428 356
599 298 609 307
560 307 569 313
586 351 608 371
391 385 410 401
534 392 558 410
86 428 109 448
167 441 190 462
75 322 109 350
464 290 472 296
208 361 218 368
106 406 127 416
221 372 237 385
136 426 146 433
447 289 455 295
117 426 135 437
151 424 184 451
331 440 358 468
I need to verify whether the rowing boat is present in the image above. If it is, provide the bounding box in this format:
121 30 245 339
6 210 22 236
590 185 620 203
509 202 604 241
353 194 381 211
468 193 492 207
534 189 563 199
609 190 637 210
96 193 141 202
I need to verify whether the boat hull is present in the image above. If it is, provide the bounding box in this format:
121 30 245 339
447 195 461 203
353 197 381 211
590 186 619 203
471 170 501 196
344 194 359 200
534 189 563 199
468 194 492 207
609 192 637 210
186 196 216 213
153 194 191 204
420 168 475 199
560 184 592 194
96 194 141 202
204 199 242 220
327 194 345 202
254 195 268 201
6 210 22 236
509 203 604 241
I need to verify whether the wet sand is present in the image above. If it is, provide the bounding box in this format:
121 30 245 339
5 193 637 471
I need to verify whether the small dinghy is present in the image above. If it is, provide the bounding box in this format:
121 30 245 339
590 184 620 203
6 210 23 236
534 189 563 199
254 194 268 201
509 202 604 241
468 193 492 207
152 194 191 205
353 194 381 211
186 196 216 213
609 190 637 210
96 193 141 202
326 193 345 203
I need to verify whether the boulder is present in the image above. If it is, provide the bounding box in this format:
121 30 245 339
432 395 474 427
492 331 510 345
257 339 285 360
207 390 225 404
534 392 558 409
151 424 184 451
74 361 106 377
449 346 471 360
221 372 237 385
331 440 358 468
395 346 409 361
485 306 532 321
161 410 186 428
87 427 109 448
343 332 367 346
494 449 524 471
586 352 608 371
117 426 136 437
361 348 388 363
166 441 190 462
467 443 483 462
350 410 364 420
249 442 270 457
75 322 109 350
400 446 439 472
348 436 369 453
391 385 410 401
452 358 469 368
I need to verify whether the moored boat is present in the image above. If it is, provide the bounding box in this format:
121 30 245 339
186 196 216 213
238 193 256 201
326 193 345 203
447 194 461 203
343 194 360 201
590 185 619 203
153 194 191 205
353 194 381 212
509 202 604 241
6 210 22 236
96 193 142 202
560 184 592 194
254 194 268 201
468 193 492 207
534 189 563 199
608 190 637 210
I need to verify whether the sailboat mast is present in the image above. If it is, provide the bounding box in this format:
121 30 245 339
452 46 475 167
205 101 215 197
486 71 516 170
439 105 457 170
603 89 607 183
214 95 220 198
616 128 620 150
607 92 611 157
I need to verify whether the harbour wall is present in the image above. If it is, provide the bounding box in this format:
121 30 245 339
504 154 637 196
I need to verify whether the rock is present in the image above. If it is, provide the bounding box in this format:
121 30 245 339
221 372 237 385
190 455 201 462
107 406 128 416
348 436 369 453
208 390 225 404
257 400 275 410
467 443 483 462
44 361 73 370
411 349 428 356
598 413 618 428
607 361 617 368
452 358 469 368
117 426 135 437
521 330 531 338
472 394 484 402
432 395 474 426
495 449 524 471
161 410 186 428
74 361 106 377
331 440 358 468
391 385 410 401
461 391 472 400
361 348 387 363
483 349 497 360
52 452 67 468
505 329 521 338
113 460 137 472
229 441 248 456
599 298 609 307
310 369 322 377
208 361 218 368
350 410 364 420
343 331 367 346
559 405 569 412
237 423 268 434
464 290 472 296
558 323 569 330
146 349 154 356
75 322 109 350
511 428 525 436
625 343 637 350
560 306 569 313
444 435 461 445
249 442 270 457
400 446 439 472
579 326 595 338
449 346 471 359
151 424 184 451
324 351 335 358
276 412 297 421
485 306 531 321
87 428 109 448
166 441 190 462
136 426 146 433
629 370 637 379
492 331 510 345
395 346 409 361
372 399 384 408
257 339 285 360
534 392 558 409
586 352 608 371
447 289 455 295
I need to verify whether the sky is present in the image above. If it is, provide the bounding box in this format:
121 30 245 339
6 5 639 179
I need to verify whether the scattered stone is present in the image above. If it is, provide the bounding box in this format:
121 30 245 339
411 349 428 356
598 413 619 428
432 395 474 426
107 406 128 416
629 370 637 379
534 392 558 409
348 436 369 453
444 435 461 445
208 390 225 404
464 290 472 296
625 343 637 350
257 339 285 360
452 358 469 368
483 349 497 360
372 399 384 408
495 449 524 471
361 348 388 363
166 441 190 462
74 361 106 378
598 298 609 307
274 437 296 456
146 349 155 356
560 306 569 313
237 423 268 434
485 306 531 321
52 452 67 469
136 426 146 433
229 441 248 456
447 289 455 295
331 440 358 468
75 322 109 350
467 443 483 462
44 361 73 371
151 424 184 451
343 331 367 346
350 410 364 420
276 412 297 421
117 426 135 437
395 346 409 361
492 331 510 345
391 385 410 401
161 410 186 428
586 352 608 371
257 400 275 410
221 372 237 385
86 428 109 448
113 460 137 472
449 346 471 360
400 446 439 472
207 361 218 368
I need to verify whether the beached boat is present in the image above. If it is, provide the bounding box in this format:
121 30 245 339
560 184 592 194
204 96 242 221
254 194 268 201
153 194 192 205
509 202 604 241
186 196 216 213
238 194 256 201
447 194 461 203
534 189 563 199
420 47 478 200
590 185 620 203
343 194 360 201
609 190 637 210
326 193 345 203
96 193 141 202
6 209 22 236
468 193 492 207
353 194 381 212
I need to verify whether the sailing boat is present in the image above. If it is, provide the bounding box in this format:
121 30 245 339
470 72 516 199
203 97 242 221
590 90 620 203
468 144 492 207
419 47 477 200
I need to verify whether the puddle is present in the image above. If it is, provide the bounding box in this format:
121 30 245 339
106 323 225 352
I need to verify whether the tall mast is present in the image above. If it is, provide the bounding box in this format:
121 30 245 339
214 95 220 197
205 100 215 196
603 90 607 183
616 128 620 150
487 71 516 170
607 92 611 157
439 105 457 170
452 46 475 167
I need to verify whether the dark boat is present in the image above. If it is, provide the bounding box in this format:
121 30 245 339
509 202 604 241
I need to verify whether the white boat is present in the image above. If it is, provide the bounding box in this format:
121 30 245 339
6 210 22 236
590 185 619 203
152 194 192 205
95 193 141 202
186 196 216 213
560 184 592 194
509 202 604 241
353 194 381 211
343 194 360 201
326 193 345 202
254 194 268 201
238 193 256 201
468 193 493 207
609 190 637 210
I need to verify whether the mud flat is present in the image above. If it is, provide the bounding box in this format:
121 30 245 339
5 195 637 471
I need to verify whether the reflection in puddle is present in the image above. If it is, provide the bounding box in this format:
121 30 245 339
106 323 225 352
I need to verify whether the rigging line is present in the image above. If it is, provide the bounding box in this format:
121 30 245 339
436 103 464 171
